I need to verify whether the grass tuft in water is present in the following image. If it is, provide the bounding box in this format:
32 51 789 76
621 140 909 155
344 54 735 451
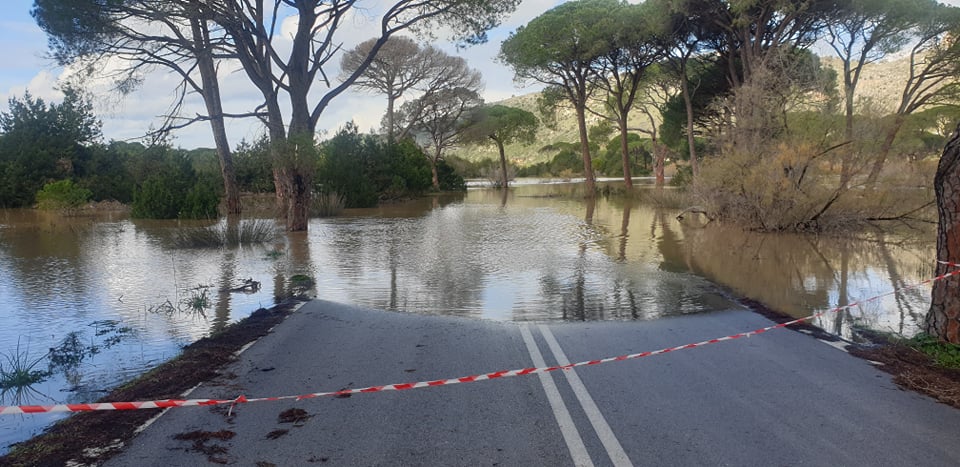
312 191 345 218
0 340 51 391
174 219 277 248
183 287 212 313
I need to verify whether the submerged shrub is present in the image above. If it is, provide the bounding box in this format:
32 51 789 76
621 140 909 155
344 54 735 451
35 179 92 211
181 176 221 219
132 175 181 219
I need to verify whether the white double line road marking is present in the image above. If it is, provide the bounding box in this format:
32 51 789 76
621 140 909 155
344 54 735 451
520 325 633 467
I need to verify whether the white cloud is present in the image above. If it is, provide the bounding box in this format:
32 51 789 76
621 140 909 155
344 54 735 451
3 0 559 148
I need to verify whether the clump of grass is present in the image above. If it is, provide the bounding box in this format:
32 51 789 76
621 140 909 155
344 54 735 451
645 188 691 209
909 334 960 369
183 288 212 313
0 340 51 392
311 191 345 217
174 219 277 248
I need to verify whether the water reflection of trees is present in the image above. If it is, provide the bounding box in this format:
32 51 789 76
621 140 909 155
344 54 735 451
678 222 935 337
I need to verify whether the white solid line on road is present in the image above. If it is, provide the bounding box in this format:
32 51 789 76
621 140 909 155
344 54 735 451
520 325 595 467
539 324 634 467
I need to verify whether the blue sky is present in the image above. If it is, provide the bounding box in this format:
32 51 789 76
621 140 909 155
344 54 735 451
5 0 959 148
0 0 560 148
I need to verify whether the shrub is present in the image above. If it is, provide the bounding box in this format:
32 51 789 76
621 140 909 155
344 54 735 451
317 125 439 207
181 176 221 219
132 175 181 219
130 147 221 219
437 160 466 191
35 179 92 210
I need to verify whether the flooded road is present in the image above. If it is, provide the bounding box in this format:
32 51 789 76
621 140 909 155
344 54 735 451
0 180 936 450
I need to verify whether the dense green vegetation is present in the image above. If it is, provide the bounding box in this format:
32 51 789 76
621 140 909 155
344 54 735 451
0 91 463 216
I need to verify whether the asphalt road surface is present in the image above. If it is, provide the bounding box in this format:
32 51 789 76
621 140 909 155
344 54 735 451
107 300 960 466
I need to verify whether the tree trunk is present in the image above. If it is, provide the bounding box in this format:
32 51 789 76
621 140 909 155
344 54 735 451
653 141 665 189
866 113 907 189
495 137 509 189
192 19 241 215
575 105 596 196
619 118 633 189
278 5 317 232
926 123 960 344
387 95 396 141
680 66 698 185
431 149 441 190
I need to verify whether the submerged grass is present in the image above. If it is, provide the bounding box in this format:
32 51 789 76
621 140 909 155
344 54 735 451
0 340 50 393
173 219 276 248
311 191 345 217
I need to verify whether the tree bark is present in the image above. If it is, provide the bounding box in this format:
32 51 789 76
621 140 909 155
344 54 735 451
618 118 633 189
575 104 596 196
653 141 665 189
680 63 698 185
494 137 509 189
927 123 960 344
191 18 241 215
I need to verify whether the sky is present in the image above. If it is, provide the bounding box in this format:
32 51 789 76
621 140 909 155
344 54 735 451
0 0 563 149
4 1 960 149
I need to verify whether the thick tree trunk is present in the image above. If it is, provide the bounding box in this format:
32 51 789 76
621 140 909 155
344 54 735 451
924 125 960 344
575 105 596 196
192 19 240 215
495 138 508 189
653 141 665 188
927 123 960 343
619 118 633 189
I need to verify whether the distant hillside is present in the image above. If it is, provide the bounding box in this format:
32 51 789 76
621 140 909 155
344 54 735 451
453 53 918 166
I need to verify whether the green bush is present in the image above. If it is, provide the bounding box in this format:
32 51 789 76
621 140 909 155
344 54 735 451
670 165 693 188
35 179 92 210
130 145 221 219
437 160 466 191
181 176 221 219
132 175 181 219
317 124 438 207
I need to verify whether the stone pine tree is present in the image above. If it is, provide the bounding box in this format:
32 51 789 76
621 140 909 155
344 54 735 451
928 122 960 344
500 0 617 196
462 105 538 189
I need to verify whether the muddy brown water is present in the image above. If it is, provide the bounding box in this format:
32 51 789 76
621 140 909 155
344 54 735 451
0 179 935 451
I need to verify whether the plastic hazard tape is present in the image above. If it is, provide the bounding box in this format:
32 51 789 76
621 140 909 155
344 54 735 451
3 266 959 416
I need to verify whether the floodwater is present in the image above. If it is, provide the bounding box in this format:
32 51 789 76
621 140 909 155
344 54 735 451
0 180 935 451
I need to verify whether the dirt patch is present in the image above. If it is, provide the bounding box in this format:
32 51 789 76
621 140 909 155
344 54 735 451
173 430 235 464
278 408 311 425
849 343 960 409
0 299 303 467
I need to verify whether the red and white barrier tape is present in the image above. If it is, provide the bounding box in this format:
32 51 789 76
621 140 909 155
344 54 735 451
3 266 959 416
